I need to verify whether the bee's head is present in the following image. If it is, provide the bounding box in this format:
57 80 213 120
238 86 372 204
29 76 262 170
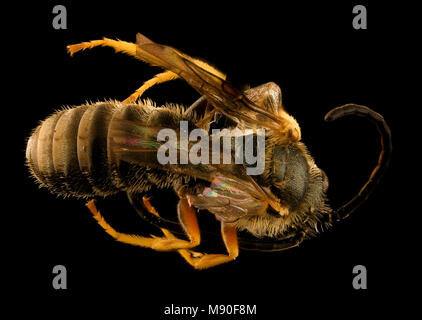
269 144 329 213
232 142 331 240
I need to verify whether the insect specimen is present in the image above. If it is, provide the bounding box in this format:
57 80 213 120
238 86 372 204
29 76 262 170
26 33 391 269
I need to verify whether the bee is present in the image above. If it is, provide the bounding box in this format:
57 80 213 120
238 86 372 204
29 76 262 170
26 33 392 269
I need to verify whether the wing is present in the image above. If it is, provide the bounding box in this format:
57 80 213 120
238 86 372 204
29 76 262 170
134 33 301 142
186 173 269 222
109 118 283 222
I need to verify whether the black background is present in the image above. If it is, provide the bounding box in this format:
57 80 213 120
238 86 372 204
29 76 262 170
6 0 417 317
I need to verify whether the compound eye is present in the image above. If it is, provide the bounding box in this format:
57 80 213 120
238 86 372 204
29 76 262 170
272 146 287 183
271 145 309 210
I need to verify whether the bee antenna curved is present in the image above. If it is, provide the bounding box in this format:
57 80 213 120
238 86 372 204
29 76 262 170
324 104 392 222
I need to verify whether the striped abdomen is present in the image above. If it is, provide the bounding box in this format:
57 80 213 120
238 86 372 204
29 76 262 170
26 101 164 198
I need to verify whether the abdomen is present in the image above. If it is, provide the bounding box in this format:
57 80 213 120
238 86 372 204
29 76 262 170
26 101 155 198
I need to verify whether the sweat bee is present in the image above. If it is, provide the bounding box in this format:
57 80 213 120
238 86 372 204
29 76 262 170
26 33 392 269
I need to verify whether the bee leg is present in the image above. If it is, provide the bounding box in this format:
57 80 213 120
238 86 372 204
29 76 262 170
67 38 179 103
177 222 239 270
67 38 139 58
123 71 179 103
86 200 158 248
85 199 200 251
141 197 201 251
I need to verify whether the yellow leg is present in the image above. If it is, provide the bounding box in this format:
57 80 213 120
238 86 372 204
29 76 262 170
67 38 180 103
122 71 179 103
86 199 199 251
141 196 240 269
141 197 201 250
177 222 239 270
87 197 239 269
67 38 138 58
